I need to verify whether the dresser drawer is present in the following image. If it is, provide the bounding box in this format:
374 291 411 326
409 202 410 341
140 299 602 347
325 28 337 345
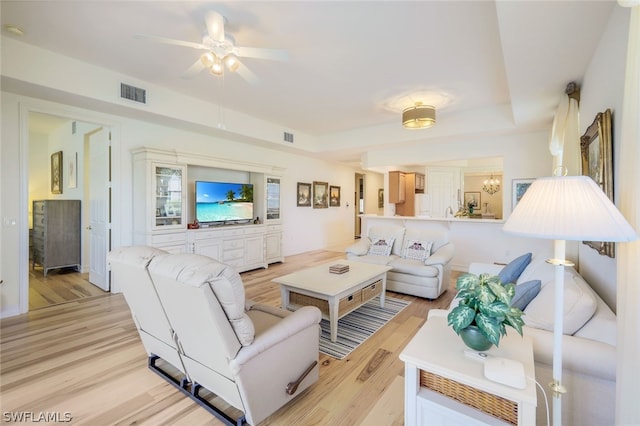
223 239 244 250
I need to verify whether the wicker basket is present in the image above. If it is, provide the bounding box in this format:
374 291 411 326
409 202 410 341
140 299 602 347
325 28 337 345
361 280 382 302
289 291 362 317
420 369 518 425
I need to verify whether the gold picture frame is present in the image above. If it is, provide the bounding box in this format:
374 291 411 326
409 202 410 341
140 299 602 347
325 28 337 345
296 182 311 207
580 108 614 257
313 181 328 209
329 185 341 207
51 150 63 194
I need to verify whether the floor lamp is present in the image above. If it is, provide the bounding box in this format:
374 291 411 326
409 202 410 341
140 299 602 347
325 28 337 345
502 175 637 426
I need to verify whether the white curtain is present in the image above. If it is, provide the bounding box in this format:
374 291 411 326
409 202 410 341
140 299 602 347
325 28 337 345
549 94 580 175
616 1 640 425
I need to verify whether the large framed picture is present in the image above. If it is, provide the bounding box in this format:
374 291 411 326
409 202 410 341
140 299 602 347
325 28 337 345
297 182 311 207
329 185 341 207
581 108 614 257
512 178 534 210
313 181 328 209
51 150 63 194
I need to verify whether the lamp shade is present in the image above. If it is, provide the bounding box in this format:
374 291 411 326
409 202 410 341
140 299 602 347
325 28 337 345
402 104 436 129
503 176 637 242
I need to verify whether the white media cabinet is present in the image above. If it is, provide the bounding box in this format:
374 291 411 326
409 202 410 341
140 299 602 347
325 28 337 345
132 147 284 271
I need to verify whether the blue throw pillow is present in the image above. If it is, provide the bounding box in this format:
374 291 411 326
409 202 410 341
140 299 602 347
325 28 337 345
498 253 532 285
511 279 541 310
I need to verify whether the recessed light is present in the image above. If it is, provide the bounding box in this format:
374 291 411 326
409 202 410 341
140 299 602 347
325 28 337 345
4 25 25 36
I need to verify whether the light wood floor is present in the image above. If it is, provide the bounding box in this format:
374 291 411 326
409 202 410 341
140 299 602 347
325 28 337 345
2 250 457 425
29 266 108 311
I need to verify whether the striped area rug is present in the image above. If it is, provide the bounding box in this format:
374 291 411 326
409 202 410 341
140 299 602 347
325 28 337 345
319 296 410 359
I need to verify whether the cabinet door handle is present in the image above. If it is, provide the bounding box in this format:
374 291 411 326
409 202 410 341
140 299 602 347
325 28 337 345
86 226 92 230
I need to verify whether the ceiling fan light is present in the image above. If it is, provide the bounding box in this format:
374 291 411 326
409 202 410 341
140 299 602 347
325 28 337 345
402 103 436 129
210 58 223 76
224 54 240 72
201 52 215 67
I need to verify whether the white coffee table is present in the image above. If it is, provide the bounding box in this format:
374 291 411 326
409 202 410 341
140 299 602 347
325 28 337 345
273 260 392 342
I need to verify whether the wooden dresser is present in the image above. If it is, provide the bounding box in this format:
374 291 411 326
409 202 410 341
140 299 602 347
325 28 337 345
32 200 81 276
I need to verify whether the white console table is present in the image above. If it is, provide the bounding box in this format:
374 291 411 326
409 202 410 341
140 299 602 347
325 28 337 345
400 315 536 426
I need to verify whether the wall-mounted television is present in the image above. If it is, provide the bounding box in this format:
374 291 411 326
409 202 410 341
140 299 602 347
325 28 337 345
195 181 254 224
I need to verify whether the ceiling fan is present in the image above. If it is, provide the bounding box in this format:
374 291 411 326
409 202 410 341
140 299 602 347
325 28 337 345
135 10 288 84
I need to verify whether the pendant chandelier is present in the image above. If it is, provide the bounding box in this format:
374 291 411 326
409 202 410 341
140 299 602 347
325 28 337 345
483 174 501 195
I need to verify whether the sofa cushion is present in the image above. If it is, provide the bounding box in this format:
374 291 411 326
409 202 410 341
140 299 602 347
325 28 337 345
404 227 449 253
511 279 541 310
388 258 440 278
524 270 597 335
369 225 405 256
368 236 395 256
402 239 434 262
345 237 371 256
498 253 532 285
351 254 399 266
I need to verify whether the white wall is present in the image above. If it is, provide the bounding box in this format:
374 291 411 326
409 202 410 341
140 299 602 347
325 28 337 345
576 5 630 312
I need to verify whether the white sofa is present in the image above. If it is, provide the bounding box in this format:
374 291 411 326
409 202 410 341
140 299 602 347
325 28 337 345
438 256 616 426
345 224 455 299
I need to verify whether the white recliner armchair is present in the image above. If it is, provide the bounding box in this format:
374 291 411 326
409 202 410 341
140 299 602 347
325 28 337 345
108 246 322 425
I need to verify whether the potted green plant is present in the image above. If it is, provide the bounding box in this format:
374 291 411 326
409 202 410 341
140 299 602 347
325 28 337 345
447 273 525 350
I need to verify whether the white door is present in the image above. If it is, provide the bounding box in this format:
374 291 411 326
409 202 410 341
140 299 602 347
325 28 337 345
427 168 460 218
87 128 110 290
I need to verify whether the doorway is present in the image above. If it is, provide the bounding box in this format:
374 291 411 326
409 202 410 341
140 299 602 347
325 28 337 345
354 173 365 238
27 112 111 310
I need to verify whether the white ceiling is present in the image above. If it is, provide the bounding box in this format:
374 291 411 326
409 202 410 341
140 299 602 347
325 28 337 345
1 1 616 165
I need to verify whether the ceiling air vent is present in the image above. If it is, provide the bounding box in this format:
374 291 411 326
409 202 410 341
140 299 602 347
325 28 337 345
284 132 294 143
120 83 146 104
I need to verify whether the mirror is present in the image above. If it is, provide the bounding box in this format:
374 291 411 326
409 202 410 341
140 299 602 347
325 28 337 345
580 109 614 257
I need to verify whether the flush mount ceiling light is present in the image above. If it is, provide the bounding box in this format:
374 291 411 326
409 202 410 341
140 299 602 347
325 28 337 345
402 103 436 129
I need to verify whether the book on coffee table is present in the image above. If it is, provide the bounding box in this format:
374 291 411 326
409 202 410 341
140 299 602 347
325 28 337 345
329 264 350 274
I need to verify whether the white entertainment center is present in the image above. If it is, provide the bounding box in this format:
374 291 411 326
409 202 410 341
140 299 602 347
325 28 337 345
132 147 284 272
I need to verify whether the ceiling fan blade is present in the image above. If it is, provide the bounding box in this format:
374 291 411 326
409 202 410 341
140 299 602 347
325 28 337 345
134 34 207 50
235 62 259 85
181 59 205 79
235 46 289 62
205 10 225 42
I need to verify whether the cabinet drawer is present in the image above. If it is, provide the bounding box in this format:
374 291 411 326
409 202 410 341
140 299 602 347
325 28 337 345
151 233 186 244
244 226 265 235
222 248 244 261
223 239 244 250
223 228 245 237
266 224 282 233
361 280 382 302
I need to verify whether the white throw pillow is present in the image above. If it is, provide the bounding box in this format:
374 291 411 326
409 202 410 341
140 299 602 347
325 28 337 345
523 271 597 335
368 236 395 256
403 239 433 262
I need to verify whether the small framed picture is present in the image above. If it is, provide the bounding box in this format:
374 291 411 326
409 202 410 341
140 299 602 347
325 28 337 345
464 192 480 209
297 182 311 207
329 185 341 207
313 181 329 209
512 178 535 209
378 188 384 208
51 151 63 194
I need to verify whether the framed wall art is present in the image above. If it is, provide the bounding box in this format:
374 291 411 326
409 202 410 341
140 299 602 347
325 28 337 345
463 192 480 210
297 182 311 207
512 178 534 210
329 185 341 207
581 108 614 257
378 188 384 208
51 150 63 194
313 181 328 209
68 152 77 189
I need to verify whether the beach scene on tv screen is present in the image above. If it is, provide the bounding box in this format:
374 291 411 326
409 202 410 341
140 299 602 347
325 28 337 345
196 182 253 222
